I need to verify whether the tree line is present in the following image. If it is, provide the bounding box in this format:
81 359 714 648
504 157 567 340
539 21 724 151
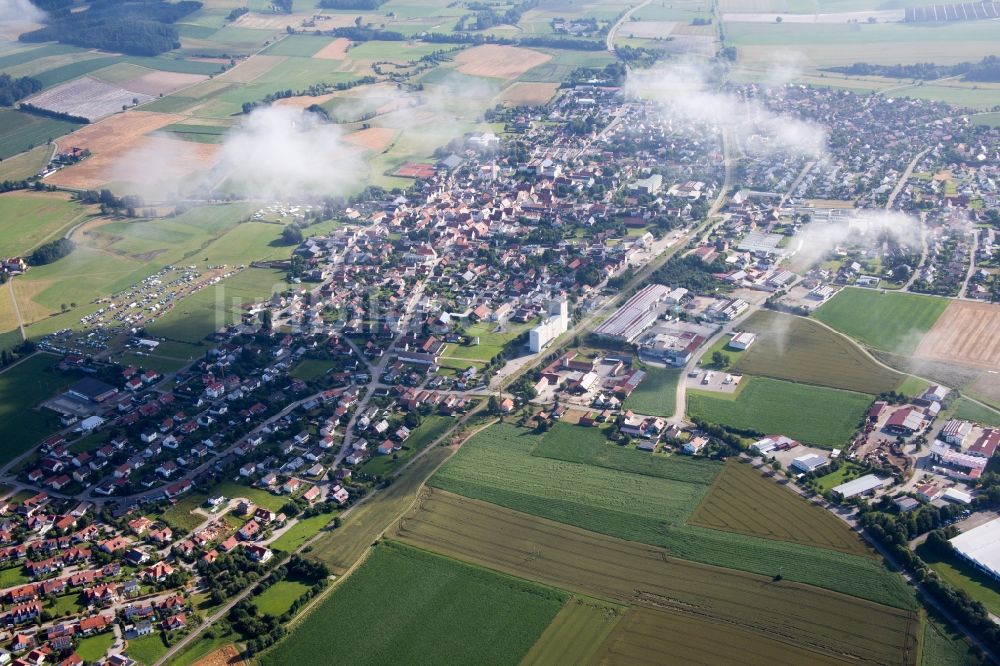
21 0 202 56
0 74 42 107
827 56 1000 83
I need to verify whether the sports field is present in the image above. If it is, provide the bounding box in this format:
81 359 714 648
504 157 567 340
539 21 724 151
393 490 919 663
260 541 565 666
621 365 680 417
687 376 872 447
813 287 948 354
734 310 904 393
689 460 869 556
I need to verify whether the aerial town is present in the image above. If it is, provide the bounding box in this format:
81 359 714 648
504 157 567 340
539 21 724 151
0 0 998 663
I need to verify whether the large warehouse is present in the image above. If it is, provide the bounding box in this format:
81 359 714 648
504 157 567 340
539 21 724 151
950 518 1000 581
595 284 685 343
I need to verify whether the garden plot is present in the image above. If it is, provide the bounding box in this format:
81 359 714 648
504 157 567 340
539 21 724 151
24 77 153 122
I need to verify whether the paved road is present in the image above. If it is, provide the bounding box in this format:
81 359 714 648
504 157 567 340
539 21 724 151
605 0 650 53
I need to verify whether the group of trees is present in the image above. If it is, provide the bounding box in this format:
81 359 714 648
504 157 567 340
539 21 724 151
0 74 42 107
455 0 539 31
29 239 74 266
651 254 729 294
20 0 201 56
78 188 143 216
828 56 1000 83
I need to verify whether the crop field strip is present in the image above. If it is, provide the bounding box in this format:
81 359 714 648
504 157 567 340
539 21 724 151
591 607 846 666
689 460 871 557
393 489 919 665
733 310 905 394
520 598 624 666
430 424 915 607
687 376 873 448
260 541 566 666
530 422 722 485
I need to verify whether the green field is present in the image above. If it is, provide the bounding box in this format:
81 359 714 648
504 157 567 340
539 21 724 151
0 109 80 160
621 365 681 417
814 288 949 354
395 488 919 660
261 35 336 57
531 422 722 485
430 423 913 608
442 319 532 363
917 543 1000 616
76 632 115 662
148 268 289 349
253 579 311 617
0 145 52 181
126 633 170 665
688 376 871 447
951 398 1000 427
159 493 209 532
0 354 77 464
734 310 905 393
0 192 91 258
922 611 979 666
726 21 1000 68
270 512 335 553
212 480 286 511
261 541 565 666
431 423 714 531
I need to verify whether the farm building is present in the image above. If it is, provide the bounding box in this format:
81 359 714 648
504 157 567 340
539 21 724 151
884 407 925 436
750 435 798 456
791 453 829 474
831 474 886 500
950 518 1000 581
942 488 973 505
894 497 920 512
728 332 757 351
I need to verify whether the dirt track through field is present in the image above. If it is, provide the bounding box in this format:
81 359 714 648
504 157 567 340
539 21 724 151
915 300 1000 369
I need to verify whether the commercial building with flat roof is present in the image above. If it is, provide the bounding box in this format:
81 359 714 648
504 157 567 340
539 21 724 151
831 474 885 500
951 518 1000 581
595 284 670 343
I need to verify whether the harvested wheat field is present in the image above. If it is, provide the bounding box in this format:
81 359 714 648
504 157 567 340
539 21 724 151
193 644 245 666
216 55 286 84
122 71 206 96
234 12 317 29
454 45 550 80
915 300 1000 369
344 126 398 152
314 37 351 60
274 93 336 109
49 134 219 190
499 81 558 106
51 111 183 154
